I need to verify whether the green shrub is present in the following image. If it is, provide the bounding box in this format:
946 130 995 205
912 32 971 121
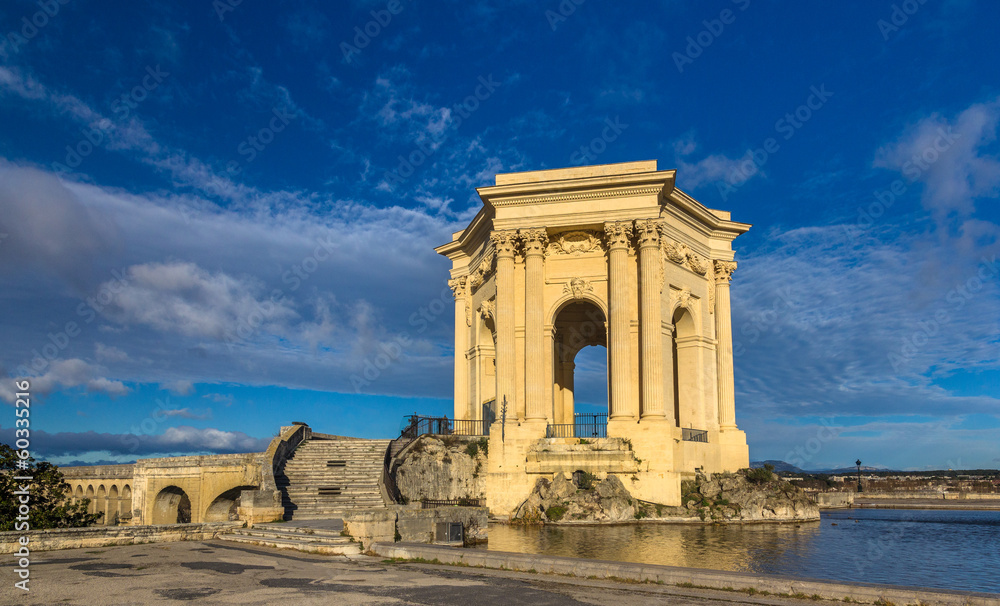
476 437 489 456
745 464 774 484
575 471 596 490
545 506 567 521
465 442 480 458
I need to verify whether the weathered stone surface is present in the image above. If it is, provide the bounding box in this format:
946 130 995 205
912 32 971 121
393 436 487 503
679 470 820 522
512 469 819 524
514 472 637 523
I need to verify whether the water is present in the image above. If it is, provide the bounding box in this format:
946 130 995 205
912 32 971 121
482 509 1000 594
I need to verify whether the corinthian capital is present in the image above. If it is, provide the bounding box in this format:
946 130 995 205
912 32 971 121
714 260 737 283
519 228 548 256
603 221 634 250
447 276 467 300
490 229 518 257
635 219 662 248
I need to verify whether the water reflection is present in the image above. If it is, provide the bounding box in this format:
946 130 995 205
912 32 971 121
486 520 823 572
482 509 1000 593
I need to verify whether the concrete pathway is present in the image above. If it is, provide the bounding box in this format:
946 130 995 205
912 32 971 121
1 539 890 605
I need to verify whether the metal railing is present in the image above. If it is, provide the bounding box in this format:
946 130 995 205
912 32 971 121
545 413 608 438
682 428 709 443
399 415 489 438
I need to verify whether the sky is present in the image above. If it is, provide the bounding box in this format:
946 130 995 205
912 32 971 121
0 0 998 471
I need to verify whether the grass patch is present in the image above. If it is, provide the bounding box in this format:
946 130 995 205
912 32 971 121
545 506 567 522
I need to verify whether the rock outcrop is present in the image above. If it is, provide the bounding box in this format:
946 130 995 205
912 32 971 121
679 469 820 522
393 436 487 503
516 473 638 523
512 468 820 524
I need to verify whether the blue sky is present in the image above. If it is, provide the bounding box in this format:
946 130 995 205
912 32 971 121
1 0 998 470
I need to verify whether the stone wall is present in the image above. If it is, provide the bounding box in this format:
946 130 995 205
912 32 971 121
343 507 488 550
393 435 487 503
0 522 242 554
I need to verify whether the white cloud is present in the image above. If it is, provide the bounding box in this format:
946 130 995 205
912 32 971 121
874 97 1000 220
95 343 128 362
671 136 761 190
161 379 194 396
0 359 128 403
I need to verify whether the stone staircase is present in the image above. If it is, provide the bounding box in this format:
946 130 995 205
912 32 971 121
276 437 391 520
218 520 361 555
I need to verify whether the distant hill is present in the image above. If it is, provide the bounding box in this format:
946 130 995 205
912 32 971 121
750 460 894 474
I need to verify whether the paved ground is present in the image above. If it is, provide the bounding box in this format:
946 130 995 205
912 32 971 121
5 540 830 605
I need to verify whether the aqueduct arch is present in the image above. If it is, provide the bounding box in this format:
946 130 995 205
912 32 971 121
437 160 751 514
152 486 192 524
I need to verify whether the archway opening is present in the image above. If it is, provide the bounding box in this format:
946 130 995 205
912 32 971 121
107 485 119 525
152 486 192 524
120 485 132 523
204 485 257 522
672 307 698 429
553 300 608 434
85 485 95 515
74 485 84 503
96 485 107 524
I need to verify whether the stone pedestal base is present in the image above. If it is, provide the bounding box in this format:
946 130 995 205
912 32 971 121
236 490 284 527
715 427 750 472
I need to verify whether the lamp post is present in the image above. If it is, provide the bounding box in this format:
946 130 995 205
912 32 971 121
856 459 863 493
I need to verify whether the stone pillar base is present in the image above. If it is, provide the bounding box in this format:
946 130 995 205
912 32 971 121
485 420 548 517
715 428 750 472
237 490 285 527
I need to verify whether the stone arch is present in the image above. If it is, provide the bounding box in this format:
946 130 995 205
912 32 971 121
476 309 497 422
96 485 107 524
107 485 120 525
121 485 132 522
152 486 192 524
85 485 95 514
672 307 699 428
547 289 608 328
74 484 84 503
203 485 257 522
552 299 608 426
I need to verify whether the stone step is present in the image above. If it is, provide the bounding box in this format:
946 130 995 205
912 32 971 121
216 534 361 555
229 527 349 542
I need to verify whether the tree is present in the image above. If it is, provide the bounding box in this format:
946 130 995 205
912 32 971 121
1 443 102 531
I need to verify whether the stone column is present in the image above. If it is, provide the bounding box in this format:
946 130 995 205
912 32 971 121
448 277 469 420
522 229 548 420
604 221 634 419
714 260 738 428
492 230 518 414
636 220 665 419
